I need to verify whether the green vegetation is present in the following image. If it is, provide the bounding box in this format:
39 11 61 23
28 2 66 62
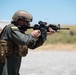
26 25 76 44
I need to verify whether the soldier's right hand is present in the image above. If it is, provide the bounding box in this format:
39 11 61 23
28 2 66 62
31 30 41 38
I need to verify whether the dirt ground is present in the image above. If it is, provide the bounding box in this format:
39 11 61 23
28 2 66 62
34 43 76 51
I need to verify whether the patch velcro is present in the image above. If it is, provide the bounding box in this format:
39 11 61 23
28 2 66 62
11 26 19 31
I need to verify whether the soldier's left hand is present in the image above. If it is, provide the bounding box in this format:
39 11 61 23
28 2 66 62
46 27 55 35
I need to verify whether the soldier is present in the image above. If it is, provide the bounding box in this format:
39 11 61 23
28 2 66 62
0 10 55 75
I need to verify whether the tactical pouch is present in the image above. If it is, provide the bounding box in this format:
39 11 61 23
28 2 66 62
6 40 13 56
14 45 28 57
0 40 7 62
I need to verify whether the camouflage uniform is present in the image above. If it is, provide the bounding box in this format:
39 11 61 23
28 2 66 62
0 23 44 75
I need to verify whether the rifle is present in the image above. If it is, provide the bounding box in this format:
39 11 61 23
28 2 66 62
19 21 70 41
27 21 70 31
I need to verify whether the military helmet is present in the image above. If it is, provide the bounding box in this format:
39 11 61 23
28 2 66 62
12 10 33 22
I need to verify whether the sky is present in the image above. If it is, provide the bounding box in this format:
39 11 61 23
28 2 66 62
0 0 76 25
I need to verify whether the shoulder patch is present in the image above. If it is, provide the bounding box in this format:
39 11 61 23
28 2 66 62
11 26 19 31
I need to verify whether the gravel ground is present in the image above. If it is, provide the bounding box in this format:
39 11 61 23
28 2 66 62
20 50 76 75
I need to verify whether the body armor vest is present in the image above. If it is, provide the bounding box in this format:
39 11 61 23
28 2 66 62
0 40 28 62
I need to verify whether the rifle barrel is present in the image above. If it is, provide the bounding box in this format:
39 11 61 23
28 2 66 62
60 28 70 30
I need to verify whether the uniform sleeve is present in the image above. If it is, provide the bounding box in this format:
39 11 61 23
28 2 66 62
27 36 44 49
9 26 45 49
